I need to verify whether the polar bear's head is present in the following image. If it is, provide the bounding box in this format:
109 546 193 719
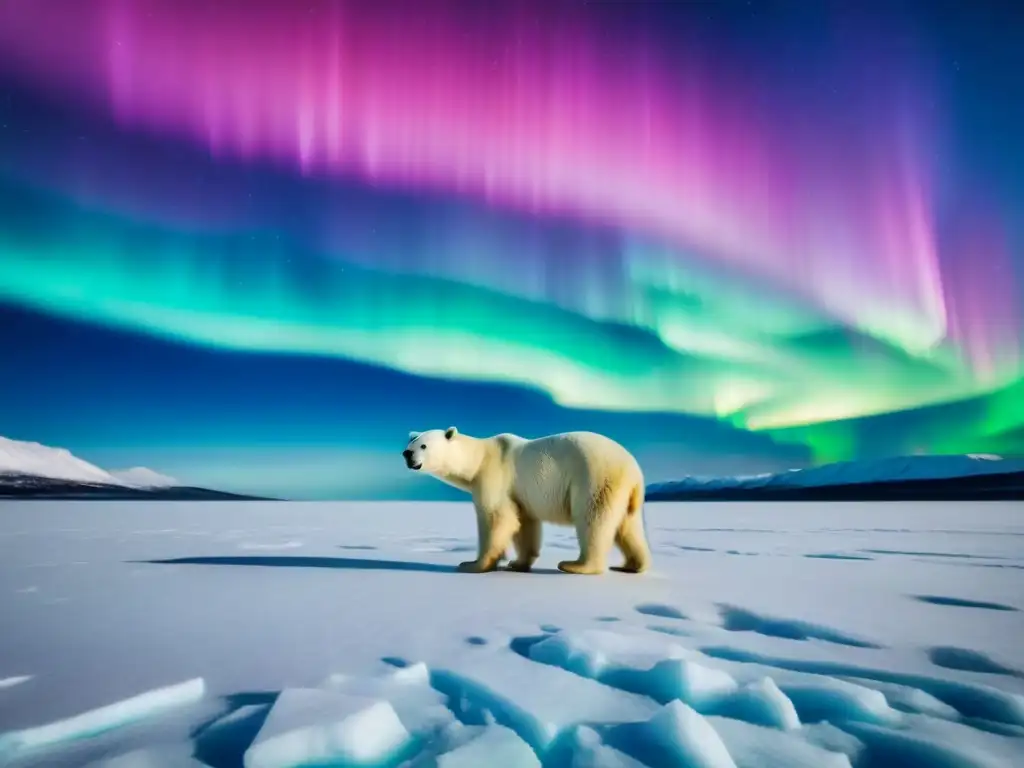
403 426 458 473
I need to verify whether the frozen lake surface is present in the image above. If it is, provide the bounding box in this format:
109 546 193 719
0 500 1022 767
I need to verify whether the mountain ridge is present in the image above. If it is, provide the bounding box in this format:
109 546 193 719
0 435 268 500
647 453 1024 501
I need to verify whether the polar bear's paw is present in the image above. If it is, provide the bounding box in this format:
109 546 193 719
610 562 649 574
457 559 500 574
557 559 606 575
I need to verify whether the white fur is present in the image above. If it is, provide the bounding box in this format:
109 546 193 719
404 427 652 575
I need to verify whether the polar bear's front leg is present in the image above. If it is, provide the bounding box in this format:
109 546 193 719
458 503 519 573
507 516 542 572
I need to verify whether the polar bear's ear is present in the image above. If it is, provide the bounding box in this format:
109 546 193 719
408 431 420 441
444 426 458 440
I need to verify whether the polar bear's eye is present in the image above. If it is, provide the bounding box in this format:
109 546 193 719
420 444 426 450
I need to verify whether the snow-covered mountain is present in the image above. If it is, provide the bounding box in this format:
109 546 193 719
0 436 123 486
0 435 262 500
647 454 1024 501
109 467 179 489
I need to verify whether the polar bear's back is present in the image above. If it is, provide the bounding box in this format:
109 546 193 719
522 430 639 470
502 431 643 525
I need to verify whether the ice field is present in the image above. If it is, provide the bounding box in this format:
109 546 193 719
0 500 1022 767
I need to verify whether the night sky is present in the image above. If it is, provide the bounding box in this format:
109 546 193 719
0 0 1021 499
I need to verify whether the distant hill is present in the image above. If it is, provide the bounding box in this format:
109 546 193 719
108 466 180 488
0 436 269 500
647 454 1024 501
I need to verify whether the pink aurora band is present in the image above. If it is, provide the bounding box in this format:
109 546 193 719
0 0 1016 375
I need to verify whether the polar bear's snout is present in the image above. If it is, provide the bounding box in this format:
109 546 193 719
402 449 422 470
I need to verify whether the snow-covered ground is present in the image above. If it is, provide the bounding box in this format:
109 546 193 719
0 501 1022 767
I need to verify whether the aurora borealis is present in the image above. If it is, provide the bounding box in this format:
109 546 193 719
0 0 1021 499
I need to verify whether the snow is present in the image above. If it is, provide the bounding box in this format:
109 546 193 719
0 435 177 490
0 436 121 486
0 500 1022 768
108 468 179 489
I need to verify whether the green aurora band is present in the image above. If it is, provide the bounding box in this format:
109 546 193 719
1 180 1020 462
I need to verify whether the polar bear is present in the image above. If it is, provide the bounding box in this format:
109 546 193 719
403 427 651 575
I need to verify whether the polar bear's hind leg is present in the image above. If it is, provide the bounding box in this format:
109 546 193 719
610 483 651 574
558 482 621 575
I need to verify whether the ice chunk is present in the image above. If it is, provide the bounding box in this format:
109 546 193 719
430 647 658 753
700 646 1024 727
527 629 734 710
85 743 206 767
645 701 737 768
608 701 737 768
843 720 1014 768
0 676 31 690
388 663 431 685
708 716 852 768
877 713 1024 767
799 722 865 763
563 726 647 768
193 703 272 768
782 681 899 726
322 663 453 735
401 721 478 767
529 632 612 679
243 689 410 768
0 678 205 761
529 629 690 680
203 704 271 733
838 677 960 719
717 678 800 731
644 658 739 708
700 659 903 728
436 724 539 768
